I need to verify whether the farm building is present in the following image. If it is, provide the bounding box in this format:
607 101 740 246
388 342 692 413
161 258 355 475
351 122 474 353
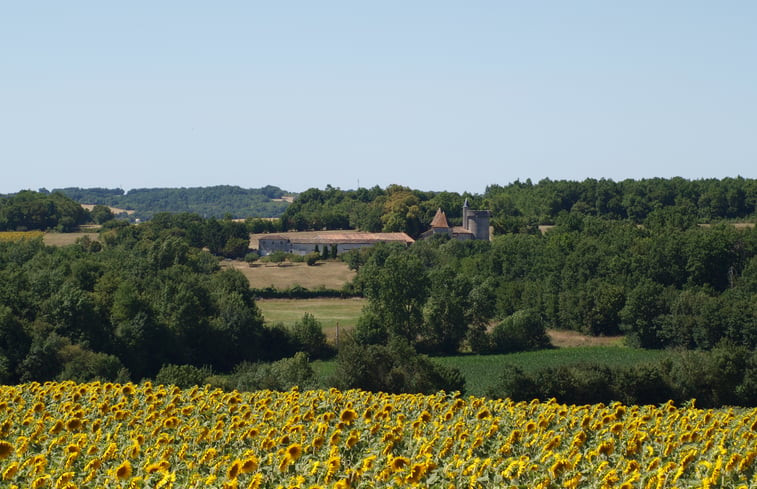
257 232 414 256
420 199 491 241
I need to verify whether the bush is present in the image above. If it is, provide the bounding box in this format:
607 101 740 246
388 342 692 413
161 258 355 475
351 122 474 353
57 344 128 383
244 252 259 264
486 365 540 401
224 353 319 391
262 251 288 263
490 309 552 353
154 364 213 388
331 337 465 394
305 252 320 266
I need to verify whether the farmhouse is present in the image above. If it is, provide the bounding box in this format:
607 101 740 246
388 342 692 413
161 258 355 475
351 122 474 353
420 199 491 241
257 232 414 256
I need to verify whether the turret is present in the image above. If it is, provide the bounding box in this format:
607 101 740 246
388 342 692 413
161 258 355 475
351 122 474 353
462 198 470 230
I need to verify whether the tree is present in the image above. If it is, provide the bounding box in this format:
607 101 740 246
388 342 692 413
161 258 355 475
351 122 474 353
358 251 429 343
620 280 669 348
421 266 471 353
90 204 115 224
290 313 331 359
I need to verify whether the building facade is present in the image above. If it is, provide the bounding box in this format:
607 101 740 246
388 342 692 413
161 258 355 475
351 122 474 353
257 232 414 256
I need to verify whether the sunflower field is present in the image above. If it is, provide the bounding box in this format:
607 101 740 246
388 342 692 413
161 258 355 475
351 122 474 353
0 231 44 242
1 382 756 488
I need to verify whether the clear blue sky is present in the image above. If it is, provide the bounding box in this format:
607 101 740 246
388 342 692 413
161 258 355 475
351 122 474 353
2 1 755 195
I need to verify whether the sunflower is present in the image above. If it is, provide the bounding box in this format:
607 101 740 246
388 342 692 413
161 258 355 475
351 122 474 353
340 409 358 424
0 440 13 459
65 418 83 432
31 475 51 489
227 459 242 480
240 455 259 474
115 460 133 480
2 462 19 480
389 456 410 472
285 443 303 462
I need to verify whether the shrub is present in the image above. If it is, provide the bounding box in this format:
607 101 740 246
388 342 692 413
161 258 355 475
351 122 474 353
154 364 213 388
225 353 319 391
490 309 551 353
331 337 465 394
262 251 288 263
305 252 320 266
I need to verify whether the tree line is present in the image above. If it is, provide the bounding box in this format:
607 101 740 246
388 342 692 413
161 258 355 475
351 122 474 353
0 225 321 385
49 185 290 220
280 177 755 237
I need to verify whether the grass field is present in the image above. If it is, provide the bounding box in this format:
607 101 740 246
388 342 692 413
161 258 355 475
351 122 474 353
434 347 671 397
222 259 356 289
312 346 669 397
257 297 365 338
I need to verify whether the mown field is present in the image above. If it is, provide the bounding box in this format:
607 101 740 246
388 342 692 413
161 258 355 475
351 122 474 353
258 298 366 338
221 260 356 290
2 381 756 488
42 231 99 246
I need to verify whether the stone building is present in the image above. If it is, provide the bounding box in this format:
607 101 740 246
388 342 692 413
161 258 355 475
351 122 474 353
257 232 414 256
420 199 491 241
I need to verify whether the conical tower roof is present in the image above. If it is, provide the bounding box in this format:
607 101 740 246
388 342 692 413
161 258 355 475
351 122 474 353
430 208 450 228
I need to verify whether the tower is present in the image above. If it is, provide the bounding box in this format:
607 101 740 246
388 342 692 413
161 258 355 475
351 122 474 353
462 198 490 240
462 198 470 230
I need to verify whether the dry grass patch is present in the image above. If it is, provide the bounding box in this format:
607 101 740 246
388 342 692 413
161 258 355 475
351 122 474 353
547 329 624 348
257 298 365 338
80 204 135 215
221 259 356 290
43 232 99 247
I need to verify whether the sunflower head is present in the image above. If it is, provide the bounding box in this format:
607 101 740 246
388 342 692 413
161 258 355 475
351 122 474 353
115 460 133 480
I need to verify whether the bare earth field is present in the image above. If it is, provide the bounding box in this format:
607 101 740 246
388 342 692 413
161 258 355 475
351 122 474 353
257 298 365 338
221 259 356 290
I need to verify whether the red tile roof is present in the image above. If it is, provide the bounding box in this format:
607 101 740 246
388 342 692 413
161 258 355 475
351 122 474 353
430 208 450 228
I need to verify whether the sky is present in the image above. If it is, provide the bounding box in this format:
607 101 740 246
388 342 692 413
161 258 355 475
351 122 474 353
1 1 755 195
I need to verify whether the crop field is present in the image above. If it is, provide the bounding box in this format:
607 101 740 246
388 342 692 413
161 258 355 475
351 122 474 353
2 381 756 488
222 260 356 290
435 347 672 397
0 231 44 242
257 298 365 338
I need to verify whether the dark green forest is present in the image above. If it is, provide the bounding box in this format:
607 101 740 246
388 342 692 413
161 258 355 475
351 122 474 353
48 185 290 220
